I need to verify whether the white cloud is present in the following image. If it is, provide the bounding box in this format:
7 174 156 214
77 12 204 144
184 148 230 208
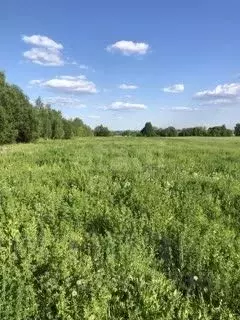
119 84 138 90
159 106 199 111
42 97 86 109
30 75 97 94
22 35 63 50
23 47 64 66
171 106 192 111
171 106 199 111
106 40 150 55
58 75 86 80
102 101 147 111
194 83 240 100
29 79 43 85
22 34 64 66
198 98 238 106
162 84 185 93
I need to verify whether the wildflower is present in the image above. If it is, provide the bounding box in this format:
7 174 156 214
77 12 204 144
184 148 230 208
193 275 198 281
72 290 77 297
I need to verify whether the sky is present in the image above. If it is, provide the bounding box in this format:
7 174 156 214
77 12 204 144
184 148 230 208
1 0 240 130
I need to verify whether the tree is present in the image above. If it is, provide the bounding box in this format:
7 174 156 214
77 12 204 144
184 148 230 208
234 123 240 136
94 125 111 136
140 122 156 137
163 126 178 137
207 125 232 137
62 119 73 139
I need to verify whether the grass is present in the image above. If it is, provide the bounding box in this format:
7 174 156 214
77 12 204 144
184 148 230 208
0 137 240 319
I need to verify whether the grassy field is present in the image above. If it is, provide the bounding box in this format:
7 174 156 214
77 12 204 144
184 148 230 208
0 137 240 319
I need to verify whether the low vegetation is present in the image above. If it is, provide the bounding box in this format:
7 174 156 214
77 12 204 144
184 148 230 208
0 137 240 319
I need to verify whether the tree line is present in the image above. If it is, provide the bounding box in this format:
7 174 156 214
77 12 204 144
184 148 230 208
95 122 240 137
0 72 92 145
137 122 240 137
1 71 240 144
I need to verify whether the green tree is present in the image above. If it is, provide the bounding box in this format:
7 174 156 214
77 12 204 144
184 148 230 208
51 110 64 139
140 122 156 137
0 73 38 143
234 123 240 136
63 119 73 139
94 125 111 136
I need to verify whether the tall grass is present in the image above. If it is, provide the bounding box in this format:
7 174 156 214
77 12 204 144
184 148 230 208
0 137 240 319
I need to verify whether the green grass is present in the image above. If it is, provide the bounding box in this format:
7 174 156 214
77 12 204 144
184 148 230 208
0 137 240 319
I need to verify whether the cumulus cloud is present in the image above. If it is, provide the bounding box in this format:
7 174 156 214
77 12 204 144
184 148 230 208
22 35 63 50
42 97 86 109
23 47 64 66
30 75 97 94
22 34 64 66
194 83 240 100
162 84 185 93
102 101 147 111
119 84 138 90
106 40 150 55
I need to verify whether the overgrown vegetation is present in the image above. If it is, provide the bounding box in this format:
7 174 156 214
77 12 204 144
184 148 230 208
0 137 240 319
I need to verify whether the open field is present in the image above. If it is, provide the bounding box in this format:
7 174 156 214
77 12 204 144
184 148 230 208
0 137 240 319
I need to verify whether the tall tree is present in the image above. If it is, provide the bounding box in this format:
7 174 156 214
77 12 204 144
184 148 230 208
94 125 111 136
234 123 240 136
141 122 156 137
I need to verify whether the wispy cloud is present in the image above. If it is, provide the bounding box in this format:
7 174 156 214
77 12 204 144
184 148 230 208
30 75 97 94
42 96 86 109
29 79 44 85
101 101 147 111
106 40 150 56
159 106 199 111
119 84 138 90
162 84 185 93
88 115 100 119
79 64 89 70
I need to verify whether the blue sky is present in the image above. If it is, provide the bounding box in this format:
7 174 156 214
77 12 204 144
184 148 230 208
1 0 240 130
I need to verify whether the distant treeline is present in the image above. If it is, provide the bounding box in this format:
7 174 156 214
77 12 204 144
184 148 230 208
0 72 92 145
118 122 240 137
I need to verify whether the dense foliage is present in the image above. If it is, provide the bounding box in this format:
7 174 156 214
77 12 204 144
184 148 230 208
139 123 236 137
94 125 112 137
0 72 92 145
234 123 240 136
0 137 240 319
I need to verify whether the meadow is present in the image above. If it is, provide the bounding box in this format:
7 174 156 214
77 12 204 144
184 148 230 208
0 137 240 319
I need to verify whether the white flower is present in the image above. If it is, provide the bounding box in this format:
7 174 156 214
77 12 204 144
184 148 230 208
72 290 77 297
193 275 198 281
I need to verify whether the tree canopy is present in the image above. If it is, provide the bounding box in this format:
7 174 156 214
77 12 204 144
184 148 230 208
0 72 93 145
